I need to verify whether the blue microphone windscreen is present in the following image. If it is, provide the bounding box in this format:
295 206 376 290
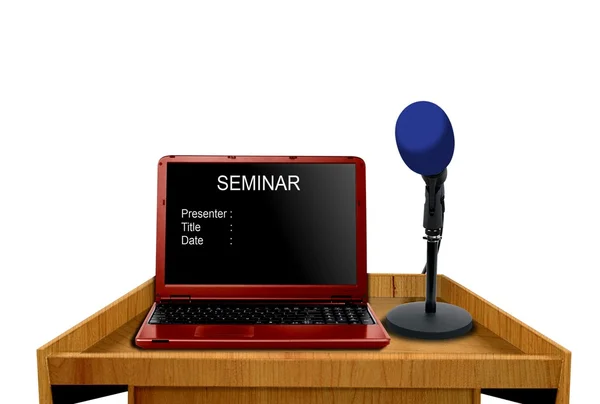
395 101 455 176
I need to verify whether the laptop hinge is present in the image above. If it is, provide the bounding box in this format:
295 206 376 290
330 295 364 303
160 295 192 303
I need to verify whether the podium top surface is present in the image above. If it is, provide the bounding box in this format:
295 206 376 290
84 297 522 356
38 274 571 401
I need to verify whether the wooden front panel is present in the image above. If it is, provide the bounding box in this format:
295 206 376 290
48 354 561 389
133 387 477 404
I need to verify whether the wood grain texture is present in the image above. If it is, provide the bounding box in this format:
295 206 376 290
438 275 571 403
367 274 395 298
128 385 135 404
37 279 155 404
391 274 427 298
85 297 522 355
134 387 477 404
438 275 567 356
372 298 522 354
38 274 571 403
48 352 560 389
556 350 571 404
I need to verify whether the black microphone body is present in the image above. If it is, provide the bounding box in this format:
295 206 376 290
423 169 446 233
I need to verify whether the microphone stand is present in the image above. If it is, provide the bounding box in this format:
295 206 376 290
385 169 473 339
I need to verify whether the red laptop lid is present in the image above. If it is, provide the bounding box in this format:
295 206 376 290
154 155 367 302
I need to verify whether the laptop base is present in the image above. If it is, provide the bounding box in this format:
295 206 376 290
136 302 390 349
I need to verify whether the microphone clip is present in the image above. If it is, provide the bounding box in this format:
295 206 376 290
422 168 446 233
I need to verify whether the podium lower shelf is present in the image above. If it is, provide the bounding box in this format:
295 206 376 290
37 274 571 404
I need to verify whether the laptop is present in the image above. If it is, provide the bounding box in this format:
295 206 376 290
135 155 390 349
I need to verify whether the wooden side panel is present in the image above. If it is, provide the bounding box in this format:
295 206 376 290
438 275 571 403
134 387 477 404
438 276 567 356
37 278 155 404
556 351 571 404
36 349 52 404
38 278 155 353
367 274 395 297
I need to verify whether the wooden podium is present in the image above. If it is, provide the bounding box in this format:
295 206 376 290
37 274 571 404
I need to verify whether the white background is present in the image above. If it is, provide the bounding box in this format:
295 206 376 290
1 2 598 403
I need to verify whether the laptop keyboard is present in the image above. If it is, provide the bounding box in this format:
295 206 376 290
149 303 375 325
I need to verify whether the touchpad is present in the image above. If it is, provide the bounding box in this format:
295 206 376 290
194 325 255 338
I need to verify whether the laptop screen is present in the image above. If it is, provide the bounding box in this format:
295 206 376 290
164 162 357 285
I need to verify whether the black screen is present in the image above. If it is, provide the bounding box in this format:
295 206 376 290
164 163 357 285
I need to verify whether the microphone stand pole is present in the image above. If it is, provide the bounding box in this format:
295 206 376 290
425 236 439 314
422 170 445 314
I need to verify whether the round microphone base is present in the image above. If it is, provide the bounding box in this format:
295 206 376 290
385 301 473 340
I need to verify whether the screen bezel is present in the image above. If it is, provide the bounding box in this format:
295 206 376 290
154 155 367 301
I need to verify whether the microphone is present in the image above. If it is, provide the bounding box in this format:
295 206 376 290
385 101 473 340
395 101 454 176
396 101 454 232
